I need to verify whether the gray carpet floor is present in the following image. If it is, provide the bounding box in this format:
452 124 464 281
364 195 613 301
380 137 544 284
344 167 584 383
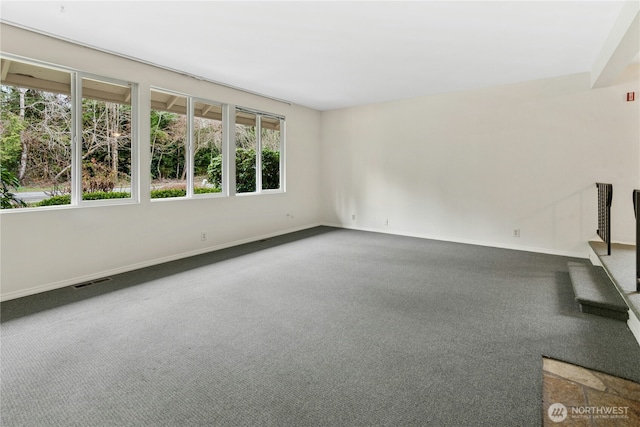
1 226 639 426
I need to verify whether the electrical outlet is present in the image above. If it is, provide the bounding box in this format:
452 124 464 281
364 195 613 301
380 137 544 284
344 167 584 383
385 219 389 226
513 229 520 238
352 214 356 220
201 232 207 241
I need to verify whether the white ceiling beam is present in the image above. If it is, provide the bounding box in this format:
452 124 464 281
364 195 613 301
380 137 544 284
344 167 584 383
3 73 71 95
166 95 179 109
1 59 11 80
591 0 640 88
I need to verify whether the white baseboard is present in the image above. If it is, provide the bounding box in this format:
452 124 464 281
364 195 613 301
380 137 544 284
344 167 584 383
322 223 588 259
0 223 322 302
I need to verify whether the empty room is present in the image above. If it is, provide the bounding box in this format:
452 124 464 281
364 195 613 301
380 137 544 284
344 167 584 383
1 1 639 425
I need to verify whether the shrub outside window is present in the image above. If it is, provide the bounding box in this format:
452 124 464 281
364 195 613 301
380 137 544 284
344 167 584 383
235 110 257 194
261 116 282 191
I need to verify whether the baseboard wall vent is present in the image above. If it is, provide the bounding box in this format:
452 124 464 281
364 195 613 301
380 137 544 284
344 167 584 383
73 277 112 289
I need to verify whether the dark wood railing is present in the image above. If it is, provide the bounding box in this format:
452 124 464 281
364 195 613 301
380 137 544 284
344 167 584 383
634 189 639 293
596 183 613 256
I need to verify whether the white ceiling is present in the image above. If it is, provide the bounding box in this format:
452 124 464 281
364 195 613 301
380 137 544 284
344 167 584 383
0 1 634 111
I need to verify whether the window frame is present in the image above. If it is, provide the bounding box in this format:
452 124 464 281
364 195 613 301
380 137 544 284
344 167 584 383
1 56 73 208
149 87 227 201
192 97 226 199
149 87 190 200
0 53 287 212
234 106 285 195
0 54 139 209
76 72 139 207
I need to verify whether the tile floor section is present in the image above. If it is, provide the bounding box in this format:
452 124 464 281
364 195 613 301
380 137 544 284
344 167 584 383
543 357 640 426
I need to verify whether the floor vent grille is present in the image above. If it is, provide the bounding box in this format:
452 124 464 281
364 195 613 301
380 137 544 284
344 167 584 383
73 277 112 289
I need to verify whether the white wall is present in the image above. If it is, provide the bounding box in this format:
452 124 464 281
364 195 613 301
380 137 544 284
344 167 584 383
2 25 638 301
0 25 322 300
321 65 640 257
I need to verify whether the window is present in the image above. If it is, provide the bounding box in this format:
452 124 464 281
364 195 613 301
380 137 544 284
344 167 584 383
1 59 73 208
0 56 137 208
150 89 188 198
235 108 284 194
235 110 257 194
1 55 285 209
150 90 224 199
193 100 223 195
81 78 133 200
261 116 282 191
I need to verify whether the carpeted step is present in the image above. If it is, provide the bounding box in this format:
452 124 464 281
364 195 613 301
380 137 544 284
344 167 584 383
567 261 628 321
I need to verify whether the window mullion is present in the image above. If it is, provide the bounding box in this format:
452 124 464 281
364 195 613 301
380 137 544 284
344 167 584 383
186 97 194 198
256 115 262 193
129 83 139 203
72 72 83 205
224 105 235 197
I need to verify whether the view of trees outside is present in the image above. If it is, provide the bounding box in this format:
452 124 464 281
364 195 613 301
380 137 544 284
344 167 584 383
0 70 134 207
150 90 188 198
81 78 132 198
235 112 257 194
193 101 222 193
261 124 281 191
228 110 281 194
1 82 73 206
149 91 223 198
1 59 284 209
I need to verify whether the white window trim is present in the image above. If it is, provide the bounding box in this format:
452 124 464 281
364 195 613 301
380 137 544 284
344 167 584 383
223 104 236 197
186 96 194 198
